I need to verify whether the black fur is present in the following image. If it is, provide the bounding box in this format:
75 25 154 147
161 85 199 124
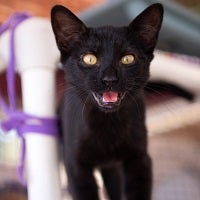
145 81 194 101
51 4 163 200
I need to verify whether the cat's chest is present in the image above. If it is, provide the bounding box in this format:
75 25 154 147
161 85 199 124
78 135 127 167
77 116 134 166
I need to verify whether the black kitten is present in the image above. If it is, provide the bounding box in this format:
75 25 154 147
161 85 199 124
51 4 163 200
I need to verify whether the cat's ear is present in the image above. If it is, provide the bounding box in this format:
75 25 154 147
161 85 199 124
51 5 87 52
129 3 163 52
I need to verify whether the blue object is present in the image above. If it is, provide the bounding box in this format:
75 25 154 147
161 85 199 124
79 0 200 57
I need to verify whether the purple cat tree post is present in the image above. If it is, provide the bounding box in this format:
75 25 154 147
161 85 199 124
0 16 61 200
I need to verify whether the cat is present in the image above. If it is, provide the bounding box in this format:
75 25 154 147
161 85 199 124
51 3 163 200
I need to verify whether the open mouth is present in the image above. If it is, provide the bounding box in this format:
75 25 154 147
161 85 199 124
92 91 125 109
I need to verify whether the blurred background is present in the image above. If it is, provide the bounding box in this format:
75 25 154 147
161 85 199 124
0 0 200 200
0 0 103 19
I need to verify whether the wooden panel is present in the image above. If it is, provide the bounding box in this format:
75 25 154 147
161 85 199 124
175 0 200 7
0 0 103 22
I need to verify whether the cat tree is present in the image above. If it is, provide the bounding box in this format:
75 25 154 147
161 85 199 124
0 17 61 200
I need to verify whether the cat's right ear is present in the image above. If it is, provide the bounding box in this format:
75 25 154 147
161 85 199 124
128 3 163 53
51 5 87 52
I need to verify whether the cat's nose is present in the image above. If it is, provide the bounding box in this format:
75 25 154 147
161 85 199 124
102 75 119 87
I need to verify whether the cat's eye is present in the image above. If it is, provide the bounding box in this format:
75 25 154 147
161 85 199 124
82 54 97 66
120 55 135 65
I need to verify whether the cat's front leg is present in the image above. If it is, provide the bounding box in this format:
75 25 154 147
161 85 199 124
123 154 152 200
66 162 99 200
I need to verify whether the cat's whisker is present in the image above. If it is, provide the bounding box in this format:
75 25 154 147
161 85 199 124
62 89 84 117
145 86 167 98
82 94 90 120
126 85 140 92
87 79 98 83
66 86 77 91
126 91 141 118
129 77 145 80
67 86 89 119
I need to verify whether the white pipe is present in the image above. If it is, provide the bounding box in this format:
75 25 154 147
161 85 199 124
0 30 9 73
16 17 61 200
21 69 61 200
0 17 61 200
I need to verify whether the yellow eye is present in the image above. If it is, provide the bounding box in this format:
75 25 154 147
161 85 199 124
121 55 135 65
83 54 97 65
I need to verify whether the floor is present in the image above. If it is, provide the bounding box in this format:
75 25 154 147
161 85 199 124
1 120 200 199
150 122 200 200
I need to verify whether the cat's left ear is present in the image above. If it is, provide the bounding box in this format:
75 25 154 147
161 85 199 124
51 5 87 52
129 3 163 52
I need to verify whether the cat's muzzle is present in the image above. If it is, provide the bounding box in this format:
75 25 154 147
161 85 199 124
92 91 125 110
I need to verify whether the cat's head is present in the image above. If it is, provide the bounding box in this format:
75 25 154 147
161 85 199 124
51 4 163 112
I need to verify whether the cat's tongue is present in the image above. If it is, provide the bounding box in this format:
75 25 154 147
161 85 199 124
102 91 118 103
